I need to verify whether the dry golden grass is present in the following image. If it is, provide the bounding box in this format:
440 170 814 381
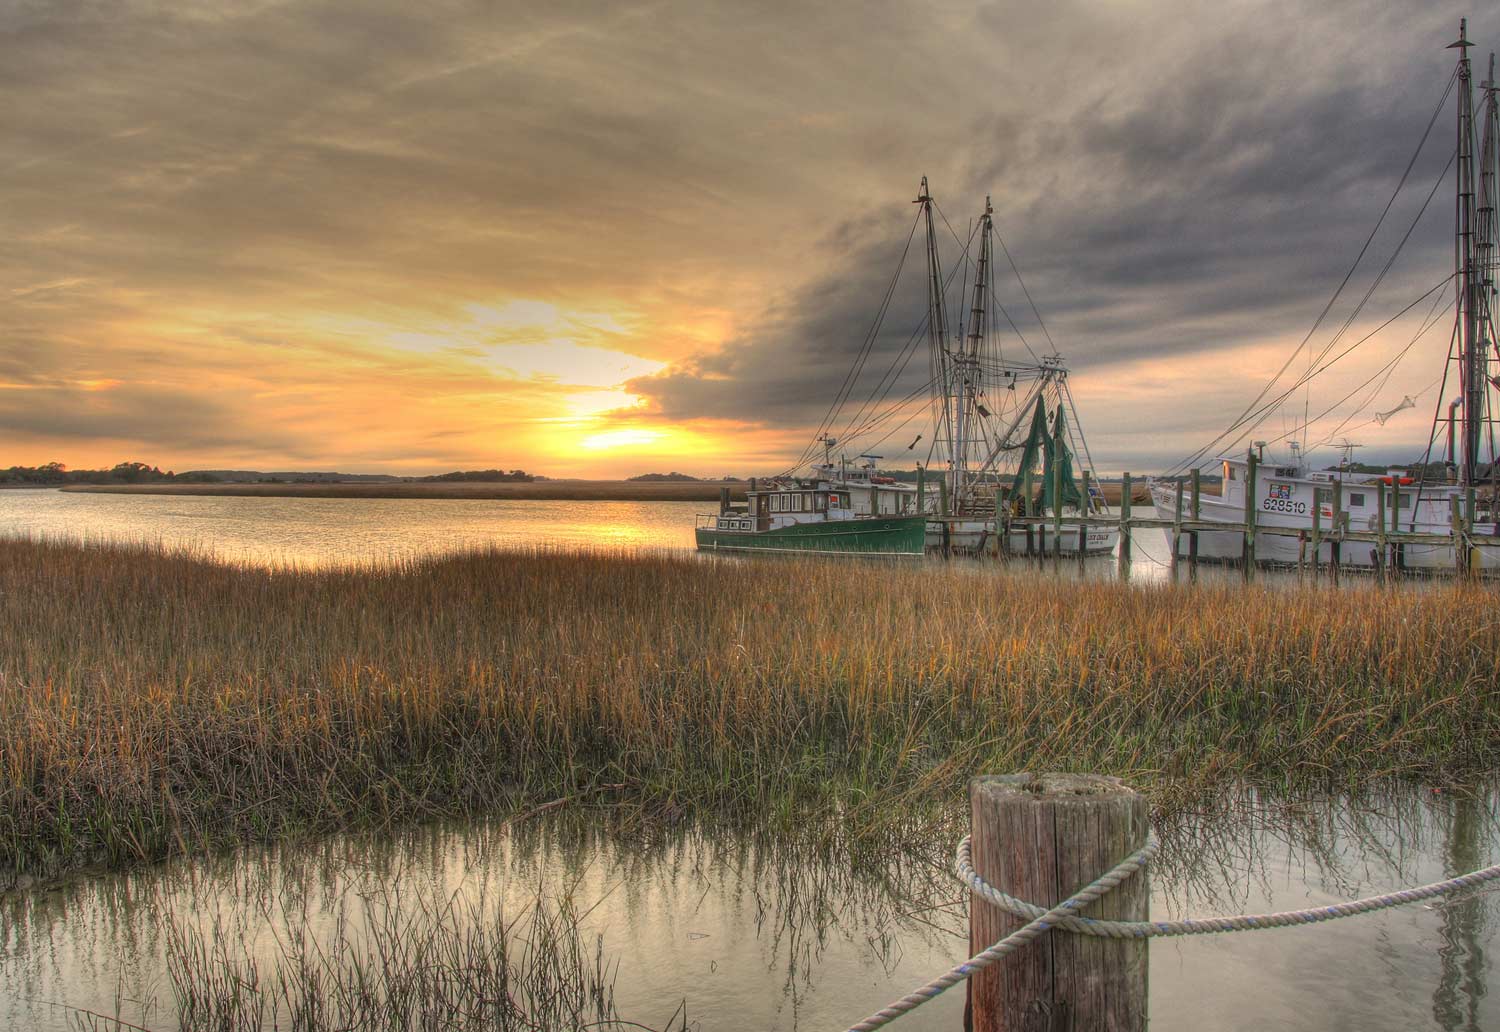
62 479 748 502
2 538 1496 875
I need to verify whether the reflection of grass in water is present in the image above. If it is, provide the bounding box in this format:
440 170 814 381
31 790 1500 1031
4 538 1500 877
157 890 664 1032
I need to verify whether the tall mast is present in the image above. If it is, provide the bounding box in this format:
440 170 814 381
1451 20 1484 484
1479 52 1499 476
916 177 955 495
953 197 994 507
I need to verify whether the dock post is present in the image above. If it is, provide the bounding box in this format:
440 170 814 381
1078 472 1091 569
1376 487 1388 579
1243 452 1258 580
1118 473 1133 573
996 486 1008 561
967 774 1148 1032
940 478 949 517
1171 479 1184 579
916 465 925 513
1051 455 1063 563
1331 481 1343 584
1391 481 1403 573
1188 468 1201 580
719 486 731 515
871 482 880 519
1449 494 1461 572
1311 498 1322 581
1023 466 1035 558
1466 487 1478 577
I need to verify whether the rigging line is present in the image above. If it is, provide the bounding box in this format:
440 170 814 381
834 220 982 452
1169 66 1460 475
857 394 939 458
1266 286 1452 449
991 223 1056 355
785 206 924 475
933 199 1043 363
843 374 942 442
835 267 962 450
1214 274 1455 461
1314 286 1451 445
1174 142 1459 474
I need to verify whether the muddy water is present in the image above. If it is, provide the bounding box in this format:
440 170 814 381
2 788 1495 1031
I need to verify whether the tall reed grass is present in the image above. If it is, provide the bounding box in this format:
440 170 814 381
2 538 1496 874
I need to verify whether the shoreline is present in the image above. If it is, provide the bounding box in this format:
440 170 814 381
58 479 1158 504
60 479 751 502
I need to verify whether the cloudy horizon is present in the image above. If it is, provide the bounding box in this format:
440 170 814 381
2 0 1492 478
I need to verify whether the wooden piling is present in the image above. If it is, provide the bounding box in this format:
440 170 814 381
1078 472 1091 569
916 465 925 513
1331 480 1343 584
1376 487 1387 579
1118 473 1133 572
1188 469 1201 580
1451 495 1465 576
1243 452 1258 579
967 774 1149 1032
1310 498 1322 581
1051 455 1063 563
1171 480 1184 579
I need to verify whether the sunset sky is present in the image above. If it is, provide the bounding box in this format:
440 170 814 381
1 1 1492 477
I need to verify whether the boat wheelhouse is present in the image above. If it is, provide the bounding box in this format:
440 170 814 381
695 475 926 555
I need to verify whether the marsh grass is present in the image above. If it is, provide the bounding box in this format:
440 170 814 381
2 538 1498 875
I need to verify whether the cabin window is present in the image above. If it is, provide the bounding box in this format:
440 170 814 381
1347 492 1365 508
770 495 781 512
1315 487 1332 505
1390 491 1410 509
1226 465 1237 481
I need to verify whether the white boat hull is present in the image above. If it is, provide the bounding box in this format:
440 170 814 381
926 519 1119 556
1149 479 1500 572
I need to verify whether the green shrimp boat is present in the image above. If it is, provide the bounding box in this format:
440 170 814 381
695 475 927 556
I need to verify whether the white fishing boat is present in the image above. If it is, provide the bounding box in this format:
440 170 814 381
1152 23 1500 574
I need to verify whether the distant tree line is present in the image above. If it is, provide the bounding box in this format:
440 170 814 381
419 469 534 482
0 461 203 485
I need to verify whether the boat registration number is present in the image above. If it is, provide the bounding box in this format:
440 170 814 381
1261 496 1307 515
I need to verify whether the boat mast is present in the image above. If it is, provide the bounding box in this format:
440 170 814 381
916 177 955 499
1479 52 1499 475
954 197 994 509
1451 21 1486 485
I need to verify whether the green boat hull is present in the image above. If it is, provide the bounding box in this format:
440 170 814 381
695 515 927 556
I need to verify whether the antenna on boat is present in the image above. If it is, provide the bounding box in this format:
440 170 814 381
818 434 838 466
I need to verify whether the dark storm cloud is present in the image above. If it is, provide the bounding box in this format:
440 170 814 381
0 0 1486 472
630 0 1483 466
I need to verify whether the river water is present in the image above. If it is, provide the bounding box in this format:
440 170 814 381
1 788 1495 1031
0 487 1198 582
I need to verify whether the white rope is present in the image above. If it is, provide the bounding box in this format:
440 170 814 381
842 833 1500 1032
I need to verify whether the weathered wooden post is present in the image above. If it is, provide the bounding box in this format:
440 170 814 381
1331 480 1343 584
1023 465 1035 558
1078 472 1091 569
1466 487 1478 577
1243 452 1258 580
719 485 731 515
1310 498 1322 581
1171 479 1184 579
1118 473 1133 572
1375 486 1387 579
871 482 880 518
1451 494 1465 576
968 774 1149 1032
1051 454 1064 563
1188 468 1201 580
916 465 926 513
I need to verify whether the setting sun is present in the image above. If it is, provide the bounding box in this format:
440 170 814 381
578 428 667 451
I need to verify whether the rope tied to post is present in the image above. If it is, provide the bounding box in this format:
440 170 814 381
842 834 1500 1032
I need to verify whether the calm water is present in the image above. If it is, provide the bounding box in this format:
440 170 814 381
0 488 703 566
0 488 1194 580
1 789 1495 1031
